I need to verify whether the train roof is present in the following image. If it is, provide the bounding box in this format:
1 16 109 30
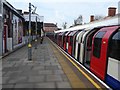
55 14 120 33
68 30 78 36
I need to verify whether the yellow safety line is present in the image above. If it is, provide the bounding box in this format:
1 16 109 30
49 38 102 89
60 49 101 89
50 41 86 88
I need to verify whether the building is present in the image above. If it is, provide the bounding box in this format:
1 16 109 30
44 23 58 35
0 0 44 56
23 12 44 38
2 0 25 54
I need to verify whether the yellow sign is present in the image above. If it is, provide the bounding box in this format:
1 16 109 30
29 30 31 34
28 44 32 48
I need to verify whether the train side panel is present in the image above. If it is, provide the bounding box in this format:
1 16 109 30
90 26 119 80
105 30 120 89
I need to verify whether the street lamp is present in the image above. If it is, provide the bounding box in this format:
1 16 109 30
28 3 36 60
34 16 37 49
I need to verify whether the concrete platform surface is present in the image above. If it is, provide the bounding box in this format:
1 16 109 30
1 37 107 89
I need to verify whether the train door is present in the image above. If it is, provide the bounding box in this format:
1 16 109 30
56 33 59 44
63 32 70 50
72 31 81 57
58 33 62 46
79 30 89 63
67 32 72 53
84 29 100 68
78 31 85 63
75 32 82 60
74 31 85 62
66 36 69 52
59 32 63 47
3 25 8 53
63 36 66 50
54 33 57 43
66 32 71 52
68 35 72 54
90 26 119 81
68 31 77 55
62 32 67 48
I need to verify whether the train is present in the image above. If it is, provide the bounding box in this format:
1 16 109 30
47 15 120 89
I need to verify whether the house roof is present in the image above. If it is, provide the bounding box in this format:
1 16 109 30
44 23 57 27
3 0 24 20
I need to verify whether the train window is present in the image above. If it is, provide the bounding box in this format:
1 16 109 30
87 33 93 47
93 31 106 58
109 31 120 60
66 37 68 42
70 36 73 46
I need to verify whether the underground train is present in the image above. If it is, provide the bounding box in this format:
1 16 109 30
47 16 120 89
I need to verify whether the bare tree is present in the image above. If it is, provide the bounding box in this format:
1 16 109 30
94 15 104 20
62 22 67 29
74 15 83 26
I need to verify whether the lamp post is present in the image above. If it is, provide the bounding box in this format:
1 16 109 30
28 3 32 60
35 16 37 49
28 3 36 60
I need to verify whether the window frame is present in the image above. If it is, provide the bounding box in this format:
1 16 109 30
108 30 120 60
93 31 106 58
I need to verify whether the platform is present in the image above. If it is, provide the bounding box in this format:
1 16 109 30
2 37 108 89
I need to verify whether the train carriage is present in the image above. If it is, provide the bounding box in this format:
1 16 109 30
106 29 120 89
50 13 120 89
90 26 120 89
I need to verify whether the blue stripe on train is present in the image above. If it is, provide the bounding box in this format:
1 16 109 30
105 74 120 90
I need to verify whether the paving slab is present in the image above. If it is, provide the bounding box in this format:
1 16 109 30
14 83 34 88
46 75 63 82
2 38 71 88
28 76 45 83
2 84 15 88
34 82 56 88
56 82 72 88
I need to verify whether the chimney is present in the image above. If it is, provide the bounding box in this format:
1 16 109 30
108 7 116 17
90 15 94 22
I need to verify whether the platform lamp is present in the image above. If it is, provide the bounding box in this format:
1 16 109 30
28 3 36 60
34 16 37 49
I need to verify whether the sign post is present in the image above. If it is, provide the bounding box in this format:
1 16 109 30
35 16 37 49
28 3 32 60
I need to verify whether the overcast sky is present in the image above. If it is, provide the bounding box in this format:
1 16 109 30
7 0 120 28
